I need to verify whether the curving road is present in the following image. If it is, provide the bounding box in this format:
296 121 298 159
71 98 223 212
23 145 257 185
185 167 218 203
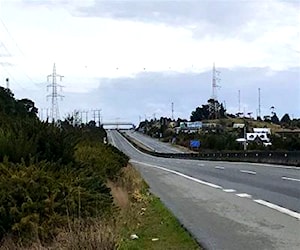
122 130 184 153
108 130 300 250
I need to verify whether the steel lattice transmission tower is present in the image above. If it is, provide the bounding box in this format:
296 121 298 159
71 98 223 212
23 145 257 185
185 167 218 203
47 63 64 122
210 63 221 119
211 63 221 101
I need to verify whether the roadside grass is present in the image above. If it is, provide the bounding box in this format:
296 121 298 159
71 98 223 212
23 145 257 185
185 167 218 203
0 164 201 250
116 165 201 250
119 196 200 250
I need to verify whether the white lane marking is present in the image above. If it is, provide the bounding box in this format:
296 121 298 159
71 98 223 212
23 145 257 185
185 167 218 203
225 161 299 170
240 170 257 175
254 199 300 220
215 166 225 170
223 189 236 193
236 193 252 198
115 131 299 171
198 163 205 166
110 134 116 146
130 160 223 189
282 176 300 182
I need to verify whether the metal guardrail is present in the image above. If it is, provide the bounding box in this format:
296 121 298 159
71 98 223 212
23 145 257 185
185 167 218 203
121 132 300 167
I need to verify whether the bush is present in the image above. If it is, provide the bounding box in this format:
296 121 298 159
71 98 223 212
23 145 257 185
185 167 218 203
0 158 115 242
0 87 129 244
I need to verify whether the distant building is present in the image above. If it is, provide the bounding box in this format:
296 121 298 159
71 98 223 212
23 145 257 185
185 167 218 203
247 133 270 142
177 121 203 133
253 128 271 134
236 127 272 146
233 123 245 129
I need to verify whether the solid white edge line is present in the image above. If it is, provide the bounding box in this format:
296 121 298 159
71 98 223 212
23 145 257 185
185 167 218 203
240 170 257 175
130 158 300 220
254 199 300 220
130 160 223 189
282 176 300 182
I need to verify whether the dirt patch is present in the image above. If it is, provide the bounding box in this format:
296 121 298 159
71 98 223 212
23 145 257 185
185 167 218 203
107 180 129 209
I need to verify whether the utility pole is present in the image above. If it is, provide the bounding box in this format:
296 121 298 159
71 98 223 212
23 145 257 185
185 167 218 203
91 109 101 126
243 123 247 151
97 109 101 127
171 102 174 120
6 78 9 89
258 88 261 119
40 108 44 121
47 63 64 122
80 110 89 124
91 110 96 122
238 89 241 113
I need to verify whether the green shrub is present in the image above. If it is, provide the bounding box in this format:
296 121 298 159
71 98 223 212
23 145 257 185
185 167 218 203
0 159 114 242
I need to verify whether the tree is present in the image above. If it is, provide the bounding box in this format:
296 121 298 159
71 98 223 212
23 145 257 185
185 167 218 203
17 98 38 117
271 113 280 124
190 105 210 121
191 99 226 121
280 113 291 124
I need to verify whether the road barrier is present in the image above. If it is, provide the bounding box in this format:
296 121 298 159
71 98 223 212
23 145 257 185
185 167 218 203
121 132 300 167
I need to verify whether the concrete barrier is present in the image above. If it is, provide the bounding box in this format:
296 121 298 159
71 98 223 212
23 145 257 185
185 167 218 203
121 132 300 167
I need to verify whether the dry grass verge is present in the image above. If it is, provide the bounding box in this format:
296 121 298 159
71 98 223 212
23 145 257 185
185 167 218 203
1 164 200 250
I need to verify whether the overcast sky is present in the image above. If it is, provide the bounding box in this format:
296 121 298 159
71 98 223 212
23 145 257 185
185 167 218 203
0 0 299 124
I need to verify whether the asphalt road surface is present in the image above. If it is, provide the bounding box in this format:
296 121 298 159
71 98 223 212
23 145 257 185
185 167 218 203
122 130 184 153
108 130 300 250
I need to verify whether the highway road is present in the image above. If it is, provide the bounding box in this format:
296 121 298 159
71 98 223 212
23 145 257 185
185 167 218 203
108 130 300 250
122 130 184 153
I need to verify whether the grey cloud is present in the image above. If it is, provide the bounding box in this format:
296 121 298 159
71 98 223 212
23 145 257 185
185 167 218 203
74 0 258 36
54 67 300 123
0 62 13 66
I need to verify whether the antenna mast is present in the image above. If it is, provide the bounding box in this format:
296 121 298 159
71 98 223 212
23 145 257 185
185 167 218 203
258 88 261 119
238 89 241 113
47 63 64 122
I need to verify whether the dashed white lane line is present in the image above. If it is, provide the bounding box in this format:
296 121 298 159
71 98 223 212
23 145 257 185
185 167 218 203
130 159 300 220
215 166 225 170
236 193 252 198
198 163 205 166
240 170 257 175
130 160 223 189
254 199 300 220
223 189 236 193
282 176 300 182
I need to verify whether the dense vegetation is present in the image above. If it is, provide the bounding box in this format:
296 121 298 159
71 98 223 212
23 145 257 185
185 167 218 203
139 98 300 151
0 87 128 244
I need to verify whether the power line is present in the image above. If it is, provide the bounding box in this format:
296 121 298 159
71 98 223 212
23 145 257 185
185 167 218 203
0 17 36 85
0 17 25 57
